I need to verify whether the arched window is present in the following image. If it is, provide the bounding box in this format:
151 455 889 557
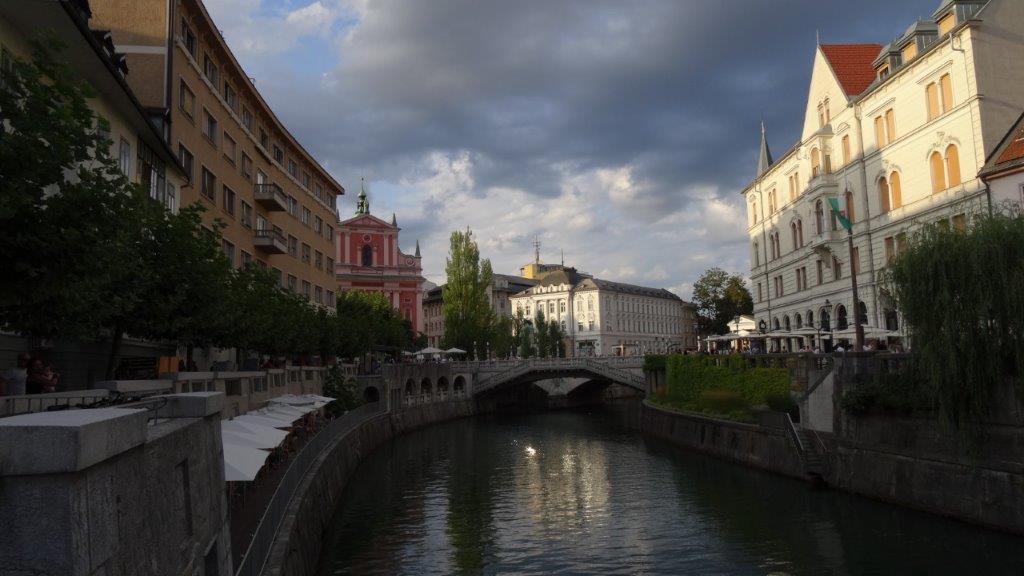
946 144 961 188
751 200 759 224
820 309 831 331
844 190 856 223
884 309 899 331
807 310 814 328
361 244 373 267
815 200 824 234
753 241 760 266
773 317 780 330
811 148 821 177
795 313 803 329
784 316 792 331
878 176 890 214
890 171 902 209
930 151 946 193
791 222 799 250
857 301 869 325
836 305 849 330
559 300 566 314
796 220 804 247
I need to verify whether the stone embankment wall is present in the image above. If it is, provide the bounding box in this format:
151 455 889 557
640 401 806 480
265 399 476 576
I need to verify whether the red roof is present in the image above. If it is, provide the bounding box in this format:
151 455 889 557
995 122 1024 166
820 44 883 96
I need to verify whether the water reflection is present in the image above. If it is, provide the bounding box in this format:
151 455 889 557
317 405 1024 575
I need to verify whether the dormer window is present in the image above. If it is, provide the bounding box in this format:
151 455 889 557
937 12 955 35
877 65 890 80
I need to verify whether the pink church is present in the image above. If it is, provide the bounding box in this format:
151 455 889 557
335 183 425 333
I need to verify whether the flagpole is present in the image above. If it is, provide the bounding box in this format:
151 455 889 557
847 228 865 352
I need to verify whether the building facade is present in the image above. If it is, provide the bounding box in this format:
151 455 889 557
744 0 1024 351
509 269 697 356
90 0 343 308
980 110 1024 210
335 187 426 333
422 274 538 348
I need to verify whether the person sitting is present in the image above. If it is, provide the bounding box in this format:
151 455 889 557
26 358 58 394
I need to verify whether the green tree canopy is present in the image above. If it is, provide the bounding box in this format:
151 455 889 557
442 229 494 358
692 268 753 335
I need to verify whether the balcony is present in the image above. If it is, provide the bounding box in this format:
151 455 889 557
253 228 287 254
254 182 287 211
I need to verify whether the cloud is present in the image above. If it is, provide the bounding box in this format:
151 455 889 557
205 0 938 299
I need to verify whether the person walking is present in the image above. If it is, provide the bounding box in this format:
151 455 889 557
0 353 31 396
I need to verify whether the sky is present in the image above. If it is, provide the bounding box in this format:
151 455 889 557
205 0 938 297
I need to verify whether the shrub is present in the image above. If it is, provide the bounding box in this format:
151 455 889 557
699 389 747 414
765 392 799 420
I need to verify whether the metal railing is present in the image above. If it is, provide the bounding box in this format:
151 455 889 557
1 390 111 417
235 401 385 576
253 228 286 243
474 357 646 392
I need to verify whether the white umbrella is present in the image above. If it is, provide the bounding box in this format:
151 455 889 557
444 347 467 355
223 443 270 481
222 420 289 445
265 405 307 419
304 394 335 403
235 414 294 429
222 429 277 450
417 347 444 355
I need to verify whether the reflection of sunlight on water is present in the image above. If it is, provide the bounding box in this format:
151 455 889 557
525 446 536 457
512 436 610 534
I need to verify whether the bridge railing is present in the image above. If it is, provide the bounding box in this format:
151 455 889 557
474 357 646 392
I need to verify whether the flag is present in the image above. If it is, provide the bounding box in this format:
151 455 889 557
827 197 852 232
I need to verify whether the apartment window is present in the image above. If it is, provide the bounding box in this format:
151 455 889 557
223 132 236 164
178 144 194 182
878 177 890 213
287 275 297 293
259 128 269 149
851 246 860 275
167 183 177 214
203 53 219 88
222 240 235 268
811 148 821 178
301 243 311 264
326 225 334 243
926 82 941 120
118 137 132 176
885 109 896 143
241 250 252 267
314 285 323 305
240 153 252 180
301 206 311 226
288 235 298 258
885 236 895 264
753 241 760 267
315 250 323 270
223 82 236 111
841 135 850 166
896 232 908 255
202 109 218 146
326 290 335 307
288 159 298 178
301 170 311 189
240 201 252 228
273 144 284 164
946 144 962 188
302 281 311 300
314 215 323 235
178 80 195 119
288 196 299 217
833 256 842 281
756 282 763 302
890 172 903 209
180 19 196 58
940 74 953 114
201 167 215 201
844 190 856 223
874 116 886 148
937 12 955 36
314 182 324 202
326 256 334 271
242 107 254 132
222 185 235 217
816 260 823 284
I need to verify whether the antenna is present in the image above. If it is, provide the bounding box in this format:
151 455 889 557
816 29 821 45
533 236 541 265
561 249 564 267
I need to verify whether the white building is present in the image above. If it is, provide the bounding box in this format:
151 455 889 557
509 269 697 356
743 0 1024 351
980 111 1024 211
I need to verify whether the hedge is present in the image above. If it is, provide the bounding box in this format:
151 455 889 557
654 354 789 407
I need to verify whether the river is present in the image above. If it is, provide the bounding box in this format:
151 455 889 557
317 404 1024 575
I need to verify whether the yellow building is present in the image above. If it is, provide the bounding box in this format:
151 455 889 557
89 0 344 308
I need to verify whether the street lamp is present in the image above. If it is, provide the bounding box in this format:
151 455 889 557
824 298 834 351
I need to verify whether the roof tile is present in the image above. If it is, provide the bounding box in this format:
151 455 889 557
820 44 883 96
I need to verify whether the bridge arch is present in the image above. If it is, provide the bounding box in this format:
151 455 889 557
453 375 466 397
363 385 380 403
473 358 645 398
437 376 449 400
420 377 433 401
404 378 416 400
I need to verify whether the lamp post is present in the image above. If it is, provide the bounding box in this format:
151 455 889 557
846 228 866 351
824 298 834 351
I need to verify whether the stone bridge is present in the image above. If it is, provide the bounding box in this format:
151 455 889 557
364 357 647 409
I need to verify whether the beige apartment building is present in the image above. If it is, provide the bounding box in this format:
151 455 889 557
744 0 1024 351
90 0 343 308
423 274 538 349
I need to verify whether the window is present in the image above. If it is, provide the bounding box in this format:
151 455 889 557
288 235 298 258
833 256 842 281
926 82 940 120
750 199 759 224
222 240 235 268
201 167 215 200
203 53 219 88
118 138 132 176
241 153 252 180
811 148 821 178
167 183 177 214
842 135 850 166
273 144 284 164
930 151 947 193
302 281 311 300
815 200 824 234
326 256 334 271
302 171 311 189
946 144 961 188
287 196 299 217
952 213 967 232
222 185 235 216
180 19 197 58
314 285 323 305
223 132 236 164
259 128 269 149
288 159 298 178
326 290 335 307
890 172 903 209
326 224 334 241
223 82 236 111
241 201 252 228
940 73 953 114
756 283 763 302
242 107 254 132
315 250 323 270
241 250 252 267
287 275 297 292
885 109 896 143
844 190 855 223
178 144 194 182
885 236 895 263
202 109 218 146
753 241 760 267
851 246 860 275
937 12 955 35
878 177 890 213
302 244 312 264
178 80 195 119
874 116 885 148
314 216 323 235
816 260 824 284
301 206 311 226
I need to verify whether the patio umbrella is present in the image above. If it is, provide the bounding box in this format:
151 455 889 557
222 420 289 446
235 414 294 429
222 429 277 450
223 443 270 481
417 347 444 355
444 347 467 355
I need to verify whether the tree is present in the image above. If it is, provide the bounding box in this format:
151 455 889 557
442 229 494 358
548 320 566 358
489 315 515 359
692 268 754 335
534 309 550 357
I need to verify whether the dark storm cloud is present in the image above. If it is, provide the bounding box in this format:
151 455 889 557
266 0 936 209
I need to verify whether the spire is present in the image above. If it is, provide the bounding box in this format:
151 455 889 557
414 240 421 258
355 177 369 215
756 122 774 178
391 213 397 226
533 236 541 265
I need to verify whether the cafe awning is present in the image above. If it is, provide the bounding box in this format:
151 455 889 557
223 443 270 482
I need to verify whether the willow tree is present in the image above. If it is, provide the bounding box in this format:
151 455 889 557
442 229 494 358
